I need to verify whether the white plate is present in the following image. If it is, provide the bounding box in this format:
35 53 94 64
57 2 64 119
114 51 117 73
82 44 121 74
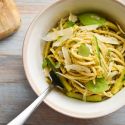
23 0 125 118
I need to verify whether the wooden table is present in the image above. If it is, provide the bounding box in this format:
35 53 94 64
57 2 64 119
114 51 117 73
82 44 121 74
1 0 125 124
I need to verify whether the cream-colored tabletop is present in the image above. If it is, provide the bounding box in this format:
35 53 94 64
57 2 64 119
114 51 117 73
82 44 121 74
0 0 125 124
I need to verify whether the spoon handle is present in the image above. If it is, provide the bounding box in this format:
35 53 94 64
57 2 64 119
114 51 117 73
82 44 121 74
7 85 54 125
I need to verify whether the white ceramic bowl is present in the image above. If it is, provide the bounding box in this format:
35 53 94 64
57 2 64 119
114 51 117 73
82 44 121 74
23 0 125 118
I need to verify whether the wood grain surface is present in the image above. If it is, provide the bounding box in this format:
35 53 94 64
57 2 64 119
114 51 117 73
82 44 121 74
0 0 21 40
0 0 125 125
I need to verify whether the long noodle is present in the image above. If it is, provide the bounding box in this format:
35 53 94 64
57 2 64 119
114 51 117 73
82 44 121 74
42 13 125 102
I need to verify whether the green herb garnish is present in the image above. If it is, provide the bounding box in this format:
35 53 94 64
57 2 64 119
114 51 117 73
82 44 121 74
78 44 90 57
78 13 106 26
86 78 109 94
64 21 75 28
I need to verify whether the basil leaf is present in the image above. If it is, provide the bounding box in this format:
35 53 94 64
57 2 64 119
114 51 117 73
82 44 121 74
86 78 109 94
64 21 75 28
78 44 90 56
42 58 48 69
78 13 106 26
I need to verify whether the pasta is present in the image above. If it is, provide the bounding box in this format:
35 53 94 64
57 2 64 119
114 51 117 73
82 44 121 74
42 13 125 102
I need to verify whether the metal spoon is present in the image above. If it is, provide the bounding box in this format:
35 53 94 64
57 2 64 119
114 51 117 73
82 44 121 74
8 70 63 125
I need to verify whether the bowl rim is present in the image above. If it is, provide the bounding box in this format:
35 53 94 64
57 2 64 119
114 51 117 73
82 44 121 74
23 0 125 118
